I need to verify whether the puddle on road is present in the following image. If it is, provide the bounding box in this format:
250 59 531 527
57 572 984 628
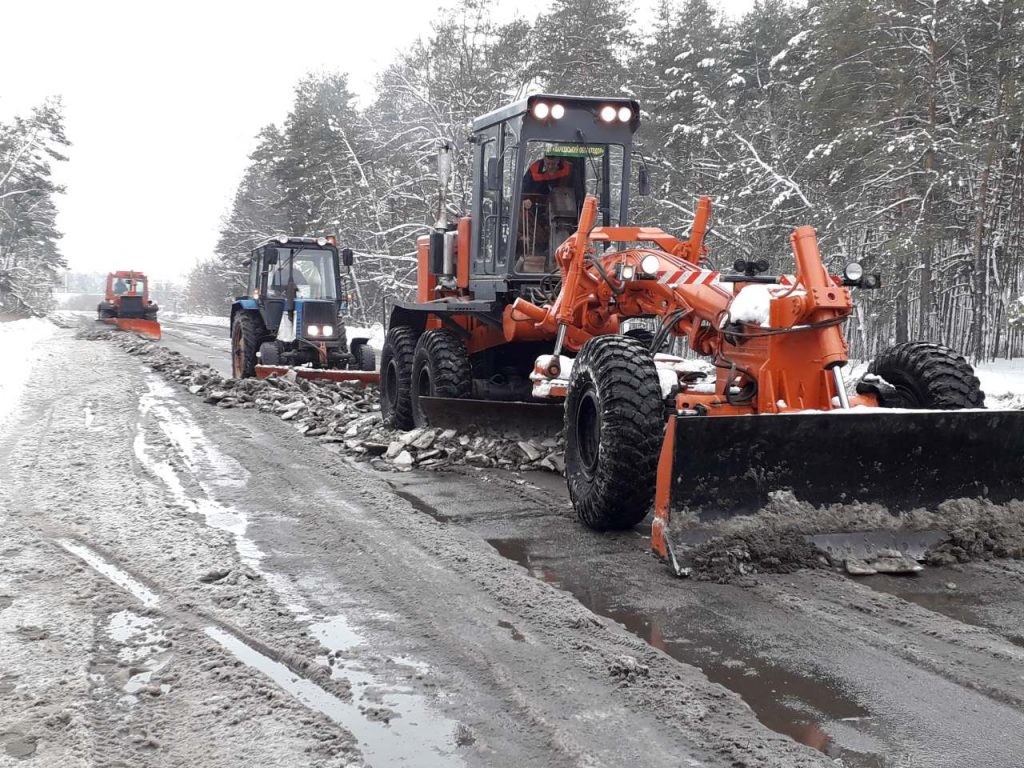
206 625 462 768
859 571 1024 649
488 536 888 767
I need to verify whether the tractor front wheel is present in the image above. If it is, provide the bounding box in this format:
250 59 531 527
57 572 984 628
411 330 472 428
231 312 263 379
867 341 984 409
380 326 419 430
565 335 665 531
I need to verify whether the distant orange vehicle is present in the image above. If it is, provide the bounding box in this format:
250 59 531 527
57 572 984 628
96 270 160 339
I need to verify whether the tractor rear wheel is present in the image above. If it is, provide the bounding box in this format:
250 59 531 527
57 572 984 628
349 340 375 371
411 330 472 428
868 341 984 409
380 326 419 430
565 335 665 531
231 312 264 379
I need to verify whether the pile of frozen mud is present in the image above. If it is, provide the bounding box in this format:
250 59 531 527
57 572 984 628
78 328 564 475
679 491 1024 582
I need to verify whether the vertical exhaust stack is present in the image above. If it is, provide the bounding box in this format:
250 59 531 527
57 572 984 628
430 140 457 286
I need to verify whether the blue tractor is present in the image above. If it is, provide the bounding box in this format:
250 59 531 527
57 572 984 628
230 235 375 378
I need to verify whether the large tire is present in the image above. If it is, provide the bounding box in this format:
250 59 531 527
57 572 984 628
411 329 472 428
868 341 984 409
349 340 376 371
565 335 665 530
231 312 264 379
380 326 419 430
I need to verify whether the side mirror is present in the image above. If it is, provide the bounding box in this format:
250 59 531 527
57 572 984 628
341 248 354 267
486 157 501 192
638 166 651 197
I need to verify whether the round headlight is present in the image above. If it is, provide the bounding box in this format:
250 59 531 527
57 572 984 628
322 325 334 337
600 105 617 122
551 103 565 119
307 325 320 337
618 106 633 122
532 102 550 120
640 254 661 275
316 237 327 246
844 262 864 282
276 235 289 244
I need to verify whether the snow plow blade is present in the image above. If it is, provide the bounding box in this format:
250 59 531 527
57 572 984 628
101 317 161 340
417 396 564 439
663 409 1024 519
255 365 379 386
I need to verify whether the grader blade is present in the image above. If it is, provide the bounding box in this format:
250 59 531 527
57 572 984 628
666 409 1024 519
417 396 564 440
102 317 162 340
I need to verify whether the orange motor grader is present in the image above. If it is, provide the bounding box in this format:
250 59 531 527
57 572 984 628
380 94 1022 569
96 270 161 340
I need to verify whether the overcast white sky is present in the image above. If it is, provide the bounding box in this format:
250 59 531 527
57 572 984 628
2 0 754 283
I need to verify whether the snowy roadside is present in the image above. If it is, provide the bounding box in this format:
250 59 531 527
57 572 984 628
0 317 56 427
975 359 1024 408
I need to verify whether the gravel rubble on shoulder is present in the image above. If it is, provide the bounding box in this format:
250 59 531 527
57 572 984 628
79 328 565 475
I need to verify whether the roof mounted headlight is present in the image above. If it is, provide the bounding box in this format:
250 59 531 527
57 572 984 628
599 105 617 122
276 235 289 244
532 102 550 120
844 262 864 282
316 237 327 246
551 103 565 119
618 106 633 122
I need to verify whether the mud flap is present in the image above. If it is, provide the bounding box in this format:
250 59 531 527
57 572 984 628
416 396 564 440
104 317 161 340
667 409 1024 517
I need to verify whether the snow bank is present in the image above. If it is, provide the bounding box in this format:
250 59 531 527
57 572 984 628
163 313 230 328
346 324 385 350
975 359 1024 408
0 318 56 427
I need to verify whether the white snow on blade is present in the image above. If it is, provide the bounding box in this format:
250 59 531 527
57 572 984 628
59 539 160 607
726 284 774 327
0 318 56 428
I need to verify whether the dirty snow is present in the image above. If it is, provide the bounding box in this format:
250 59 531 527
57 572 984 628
0 318 56 427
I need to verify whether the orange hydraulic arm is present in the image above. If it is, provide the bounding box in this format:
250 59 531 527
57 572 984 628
505 194 859 413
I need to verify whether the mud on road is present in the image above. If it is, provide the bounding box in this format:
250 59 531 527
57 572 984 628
4 322 1024 767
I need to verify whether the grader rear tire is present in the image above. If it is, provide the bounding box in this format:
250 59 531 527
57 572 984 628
868 342 984 409
565 335 665 531
411 330 472 428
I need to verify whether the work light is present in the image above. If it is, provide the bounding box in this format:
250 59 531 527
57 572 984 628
600 105 617 122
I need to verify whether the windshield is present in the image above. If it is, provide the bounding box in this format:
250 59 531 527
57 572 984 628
113 277 145 295
515 141 624 273
266 248 337 300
